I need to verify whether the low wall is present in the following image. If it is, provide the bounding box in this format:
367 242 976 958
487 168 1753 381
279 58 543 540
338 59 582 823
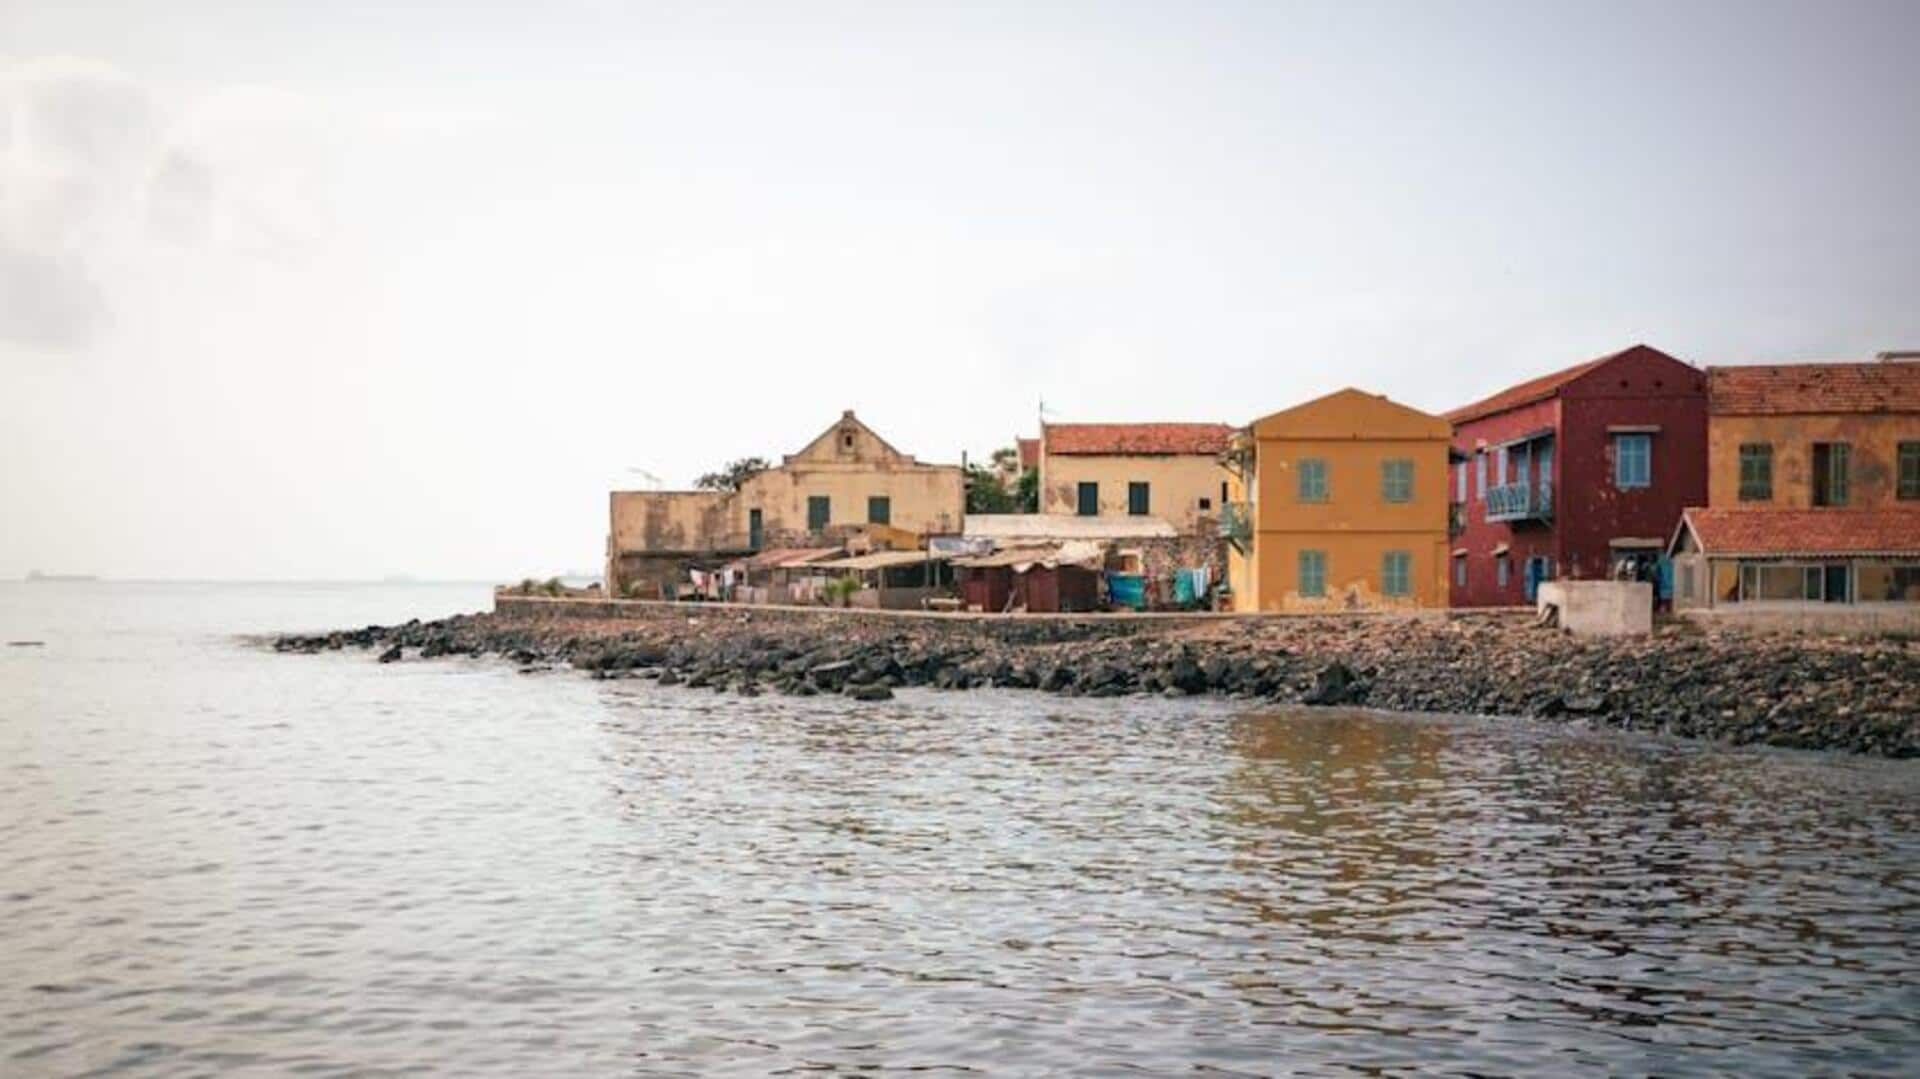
1680 604 1920 637
491 594 1462 627
1537 581 1652 637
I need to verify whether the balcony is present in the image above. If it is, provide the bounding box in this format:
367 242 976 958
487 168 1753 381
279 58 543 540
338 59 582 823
1221 501 1253 550
1485 481 1553 524
1448 502 1467 538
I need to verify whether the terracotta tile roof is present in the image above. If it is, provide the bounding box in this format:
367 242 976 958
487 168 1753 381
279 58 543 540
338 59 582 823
1708 362 1920 416
1445 345 1642 425
1016 437 1040 469
1681 507 1920 556
1043 422 1233 456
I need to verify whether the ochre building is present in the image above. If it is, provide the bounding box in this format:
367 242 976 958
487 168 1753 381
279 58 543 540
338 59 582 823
1223 388 1452 612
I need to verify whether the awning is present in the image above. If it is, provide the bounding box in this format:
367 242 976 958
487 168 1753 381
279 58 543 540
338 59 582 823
807 549 950 572
1492 542 1510 556
1492 427 1555 450
1451 547 1468 557
1607 424 1661 434
1609 537 1665 549
744 546 840 570
953 545 1059 569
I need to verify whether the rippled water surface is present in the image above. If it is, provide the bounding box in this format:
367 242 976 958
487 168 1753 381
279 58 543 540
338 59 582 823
3 582 1917 1075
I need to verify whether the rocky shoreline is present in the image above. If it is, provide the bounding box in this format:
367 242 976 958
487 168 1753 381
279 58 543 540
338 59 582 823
272 604 1920 758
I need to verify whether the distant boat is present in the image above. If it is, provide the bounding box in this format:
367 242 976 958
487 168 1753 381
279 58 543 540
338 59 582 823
24 570 98 582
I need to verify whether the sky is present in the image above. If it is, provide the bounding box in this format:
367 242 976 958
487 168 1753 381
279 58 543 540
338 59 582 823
3 0 1917 580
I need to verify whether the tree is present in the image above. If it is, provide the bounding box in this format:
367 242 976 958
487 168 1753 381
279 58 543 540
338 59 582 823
1014 467 1039 513
695 456 770 492
965 463 1018 513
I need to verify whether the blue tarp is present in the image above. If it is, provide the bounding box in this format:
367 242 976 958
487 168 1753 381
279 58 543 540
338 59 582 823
1106 572 1146 610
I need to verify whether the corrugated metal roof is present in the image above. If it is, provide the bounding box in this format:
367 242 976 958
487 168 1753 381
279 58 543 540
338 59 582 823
807 550 951 571
963 514 1178 540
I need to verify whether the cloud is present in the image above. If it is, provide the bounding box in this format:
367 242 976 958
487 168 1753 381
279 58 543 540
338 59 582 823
0 57 343 354
0 244 109 349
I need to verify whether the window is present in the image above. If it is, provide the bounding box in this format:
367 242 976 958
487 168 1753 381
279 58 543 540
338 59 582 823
1199 497 1212 511
1614 434 1651 489
1812 442 1850 506
1475 453 1487 497
867 496 890 525
1127 482 1150 516
1453 557 1467 588
1455 462 1467 503
1900 443 1920 501
841 432 854 450
1298 550 1326 597
1496 554 1510 588
807 496 830 532
1738 443 1773 501
1382 551 1411 596
748 508 763 549
1076 482 1099 516
1297 458 1328 502
1220 481 1228 504
1381 459 1414 503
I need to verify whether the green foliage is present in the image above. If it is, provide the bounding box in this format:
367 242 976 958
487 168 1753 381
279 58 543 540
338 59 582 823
517 577 538 595
541 577 565 597
826 576 861 607
965 463 1018 513
1015 467 1039 513
696 456 771 492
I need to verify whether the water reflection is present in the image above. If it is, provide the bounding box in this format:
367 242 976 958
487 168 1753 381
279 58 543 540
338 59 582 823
4 615 1915 1078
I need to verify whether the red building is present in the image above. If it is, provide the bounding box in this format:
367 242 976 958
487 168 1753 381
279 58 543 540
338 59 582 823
1446 344 1708 606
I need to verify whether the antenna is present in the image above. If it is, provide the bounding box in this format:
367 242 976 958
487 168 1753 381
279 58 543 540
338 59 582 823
624 467 664 490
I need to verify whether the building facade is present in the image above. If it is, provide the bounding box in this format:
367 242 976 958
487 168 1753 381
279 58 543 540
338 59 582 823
1670 360 1920 617
1037 422 1234 534
606 411 963 597
1446 344 1708 607
1223 388 1451 612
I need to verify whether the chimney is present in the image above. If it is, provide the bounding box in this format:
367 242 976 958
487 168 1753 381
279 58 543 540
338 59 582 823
1877 350 1920 363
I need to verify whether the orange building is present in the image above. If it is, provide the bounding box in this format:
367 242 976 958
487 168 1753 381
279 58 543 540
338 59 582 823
1222 389 1452 612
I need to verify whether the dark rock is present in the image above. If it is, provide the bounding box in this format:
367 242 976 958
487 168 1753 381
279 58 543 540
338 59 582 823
378 645 403 664
846 683 894 702
1303 661 1363 706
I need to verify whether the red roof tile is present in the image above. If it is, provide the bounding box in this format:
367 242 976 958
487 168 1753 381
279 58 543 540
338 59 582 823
1708 362 1920 416
1443 350 1622 425
1681 507 1920 556
1044 422 1233 456
1016 437 1040 469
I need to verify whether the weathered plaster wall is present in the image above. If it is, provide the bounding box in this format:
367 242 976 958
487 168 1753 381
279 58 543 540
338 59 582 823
608 491 735 555
1040 453 1227 533
1708 413 1917 508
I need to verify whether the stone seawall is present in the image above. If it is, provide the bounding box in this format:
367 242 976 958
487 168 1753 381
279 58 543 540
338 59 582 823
276 599 1920 758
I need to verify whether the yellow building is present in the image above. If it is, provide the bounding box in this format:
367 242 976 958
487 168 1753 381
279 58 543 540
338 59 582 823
607 411 963 597
1223 388 1452 612
1037 422 1234 534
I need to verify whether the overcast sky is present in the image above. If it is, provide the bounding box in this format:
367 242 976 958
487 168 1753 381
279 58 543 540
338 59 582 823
3 1 1916 579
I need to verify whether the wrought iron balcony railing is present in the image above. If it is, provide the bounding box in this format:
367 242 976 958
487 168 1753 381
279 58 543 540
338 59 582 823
1221 501 1253 549
1485 481 1553 524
